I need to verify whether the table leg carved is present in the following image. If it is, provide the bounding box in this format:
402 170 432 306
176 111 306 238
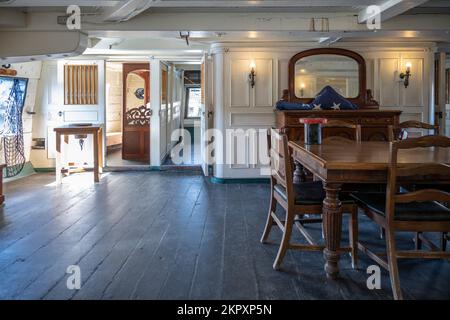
322 182 343 279
293 160 306 184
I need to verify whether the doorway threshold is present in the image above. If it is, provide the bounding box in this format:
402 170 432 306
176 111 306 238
160 164 202 172
104 166 157 172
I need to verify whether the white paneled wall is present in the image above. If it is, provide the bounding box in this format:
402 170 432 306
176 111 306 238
212 43 434 179
30 60 106 168
366 51 431 123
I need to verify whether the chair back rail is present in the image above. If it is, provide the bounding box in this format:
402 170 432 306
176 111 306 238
390 120 440 141
396 164 450 177
395 189 450 203
322 120 362 142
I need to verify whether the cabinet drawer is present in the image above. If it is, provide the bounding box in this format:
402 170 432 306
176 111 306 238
360 117 394 125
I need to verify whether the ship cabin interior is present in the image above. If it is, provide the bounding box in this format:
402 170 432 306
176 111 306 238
0 0 450 301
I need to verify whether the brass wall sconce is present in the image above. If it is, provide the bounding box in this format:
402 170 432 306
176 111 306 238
249 61 256 88
399 62 411 88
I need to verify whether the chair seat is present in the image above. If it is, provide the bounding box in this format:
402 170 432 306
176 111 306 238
351 192 450 221
274 181 355 205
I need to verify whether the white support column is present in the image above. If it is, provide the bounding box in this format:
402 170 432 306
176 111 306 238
150 57 161 167
213 51 224 178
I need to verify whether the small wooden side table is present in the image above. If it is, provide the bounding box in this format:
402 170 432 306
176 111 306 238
0 164 5 204
54 125 103 183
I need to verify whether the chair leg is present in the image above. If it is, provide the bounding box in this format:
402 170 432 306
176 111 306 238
385 228 403 300
415 232 423 250
348 206 358 269
441 232 447 251
261 193 277 244
273 206 295 270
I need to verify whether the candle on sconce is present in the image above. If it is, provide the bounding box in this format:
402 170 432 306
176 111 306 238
399 61 412 88
405 61 412 72
300 83 305 97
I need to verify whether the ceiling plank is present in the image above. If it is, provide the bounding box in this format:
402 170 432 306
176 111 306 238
101 0 160 22
0 0 121 6
151 1 376 8
358 0 429 23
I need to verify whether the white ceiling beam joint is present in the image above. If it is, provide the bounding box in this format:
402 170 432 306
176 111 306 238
358 0 429 23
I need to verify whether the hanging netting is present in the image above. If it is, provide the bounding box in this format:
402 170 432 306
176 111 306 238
1 78 27 178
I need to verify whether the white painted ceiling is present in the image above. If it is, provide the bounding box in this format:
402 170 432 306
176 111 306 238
1 0 450 61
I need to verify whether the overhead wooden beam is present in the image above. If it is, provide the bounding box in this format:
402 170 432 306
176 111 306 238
0 8 26 27
101 0 160 22
358 0 429 23
0 31 87 64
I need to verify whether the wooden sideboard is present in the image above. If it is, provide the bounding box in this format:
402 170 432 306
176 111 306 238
275 109 402 142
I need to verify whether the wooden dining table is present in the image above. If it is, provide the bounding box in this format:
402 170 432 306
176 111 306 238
288 138 450 280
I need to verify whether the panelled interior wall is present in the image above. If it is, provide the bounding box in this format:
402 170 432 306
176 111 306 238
212 43 434 179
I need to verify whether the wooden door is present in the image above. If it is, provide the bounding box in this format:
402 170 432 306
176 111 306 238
122 63 150 161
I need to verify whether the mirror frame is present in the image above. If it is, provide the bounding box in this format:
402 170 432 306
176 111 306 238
288 48 367 107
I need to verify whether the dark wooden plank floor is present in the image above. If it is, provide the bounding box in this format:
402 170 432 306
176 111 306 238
0 172 449 300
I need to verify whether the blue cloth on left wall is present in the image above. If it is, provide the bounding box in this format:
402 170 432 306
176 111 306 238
275 101 312 110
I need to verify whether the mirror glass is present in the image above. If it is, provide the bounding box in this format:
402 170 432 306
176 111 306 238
294 54 359 98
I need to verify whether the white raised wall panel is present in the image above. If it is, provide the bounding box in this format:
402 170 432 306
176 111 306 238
215 44 434 179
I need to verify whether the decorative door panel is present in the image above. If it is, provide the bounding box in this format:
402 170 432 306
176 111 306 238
122 63 150 161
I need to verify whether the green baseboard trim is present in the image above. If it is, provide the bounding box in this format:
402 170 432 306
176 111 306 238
210 177 270 184
34 167 56 172
149 166 161 171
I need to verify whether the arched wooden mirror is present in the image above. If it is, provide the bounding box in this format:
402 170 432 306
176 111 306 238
287 48 377 108
122 63 150 161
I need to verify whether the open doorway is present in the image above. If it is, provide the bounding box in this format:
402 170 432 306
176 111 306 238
105 61 150 167
162 63 202 168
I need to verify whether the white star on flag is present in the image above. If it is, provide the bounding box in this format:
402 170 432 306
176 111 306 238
331 102 341 110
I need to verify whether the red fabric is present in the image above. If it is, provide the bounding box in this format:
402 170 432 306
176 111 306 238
299 118 328 124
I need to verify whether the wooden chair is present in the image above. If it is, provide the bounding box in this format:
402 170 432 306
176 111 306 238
389 120 439 141
322 119 362 142
261 128 359 270
390 121 447 251
351 135 450 300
